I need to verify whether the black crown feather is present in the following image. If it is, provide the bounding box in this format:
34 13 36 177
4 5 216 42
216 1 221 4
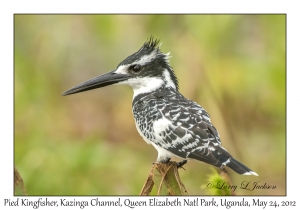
143 36 179 91
143 36 160 51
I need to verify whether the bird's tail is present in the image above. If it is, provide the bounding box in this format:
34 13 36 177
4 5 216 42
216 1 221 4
214 146 258 176
226 157 258 176
188 146 258 176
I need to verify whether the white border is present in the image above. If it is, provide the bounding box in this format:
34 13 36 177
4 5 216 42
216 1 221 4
1 0 299 209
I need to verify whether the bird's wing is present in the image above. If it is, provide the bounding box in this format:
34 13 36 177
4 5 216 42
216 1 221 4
154 97 232 167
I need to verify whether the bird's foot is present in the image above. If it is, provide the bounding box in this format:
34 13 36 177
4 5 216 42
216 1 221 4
160 157 171 164
153 158 187 170
176 160 188 170
153 157 171 165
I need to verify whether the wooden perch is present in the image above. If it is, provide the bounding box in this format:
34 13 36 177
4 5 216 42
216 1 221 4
140 161 189 195
14 167 27 195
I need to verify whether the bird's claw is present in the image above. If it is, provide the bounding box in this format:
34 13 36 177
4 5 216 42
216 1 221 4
176 160 187 170
153 157 171 165
153 158 187 170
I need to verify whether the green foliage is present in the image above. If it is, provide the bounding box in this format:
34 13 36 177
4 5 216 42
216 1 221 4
14 168 27 196
201 168 233 196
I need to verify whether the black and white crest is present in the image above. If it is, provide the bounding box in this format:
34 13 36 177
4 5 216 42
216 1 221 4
118 37 160 66
63 37 258 176
115 37 179 94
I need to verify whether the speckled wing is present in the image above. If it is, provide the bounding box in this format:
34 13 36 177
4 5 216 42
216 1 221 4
154 93 229 167
133 88 256 175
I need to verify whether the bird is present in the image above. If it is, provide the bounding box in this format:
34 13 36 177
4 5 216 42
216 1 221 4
62 37 258 176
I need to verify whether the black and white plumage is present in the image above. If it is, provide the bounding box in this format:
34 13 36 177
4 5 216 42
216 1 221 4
62 37 258 176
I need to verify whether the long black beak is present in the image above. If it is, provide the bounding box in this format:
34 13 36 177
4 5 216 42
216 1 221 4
62 70 131 96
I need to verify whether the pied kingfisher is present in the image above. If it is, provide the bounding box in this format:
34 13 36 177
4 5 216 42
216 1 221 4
62 37 258 176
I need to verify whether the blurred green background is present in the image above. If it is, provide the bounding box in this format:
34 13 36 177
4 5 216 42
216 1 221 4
14 15 285 195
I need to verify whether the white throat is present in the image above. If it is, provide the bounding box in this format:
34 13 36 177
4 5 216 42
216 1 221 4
115 69 176 98
118 77 164 98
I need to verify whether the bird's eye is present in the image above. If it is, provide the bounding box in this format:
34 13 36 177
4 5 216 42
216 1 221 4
131 64 142 73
